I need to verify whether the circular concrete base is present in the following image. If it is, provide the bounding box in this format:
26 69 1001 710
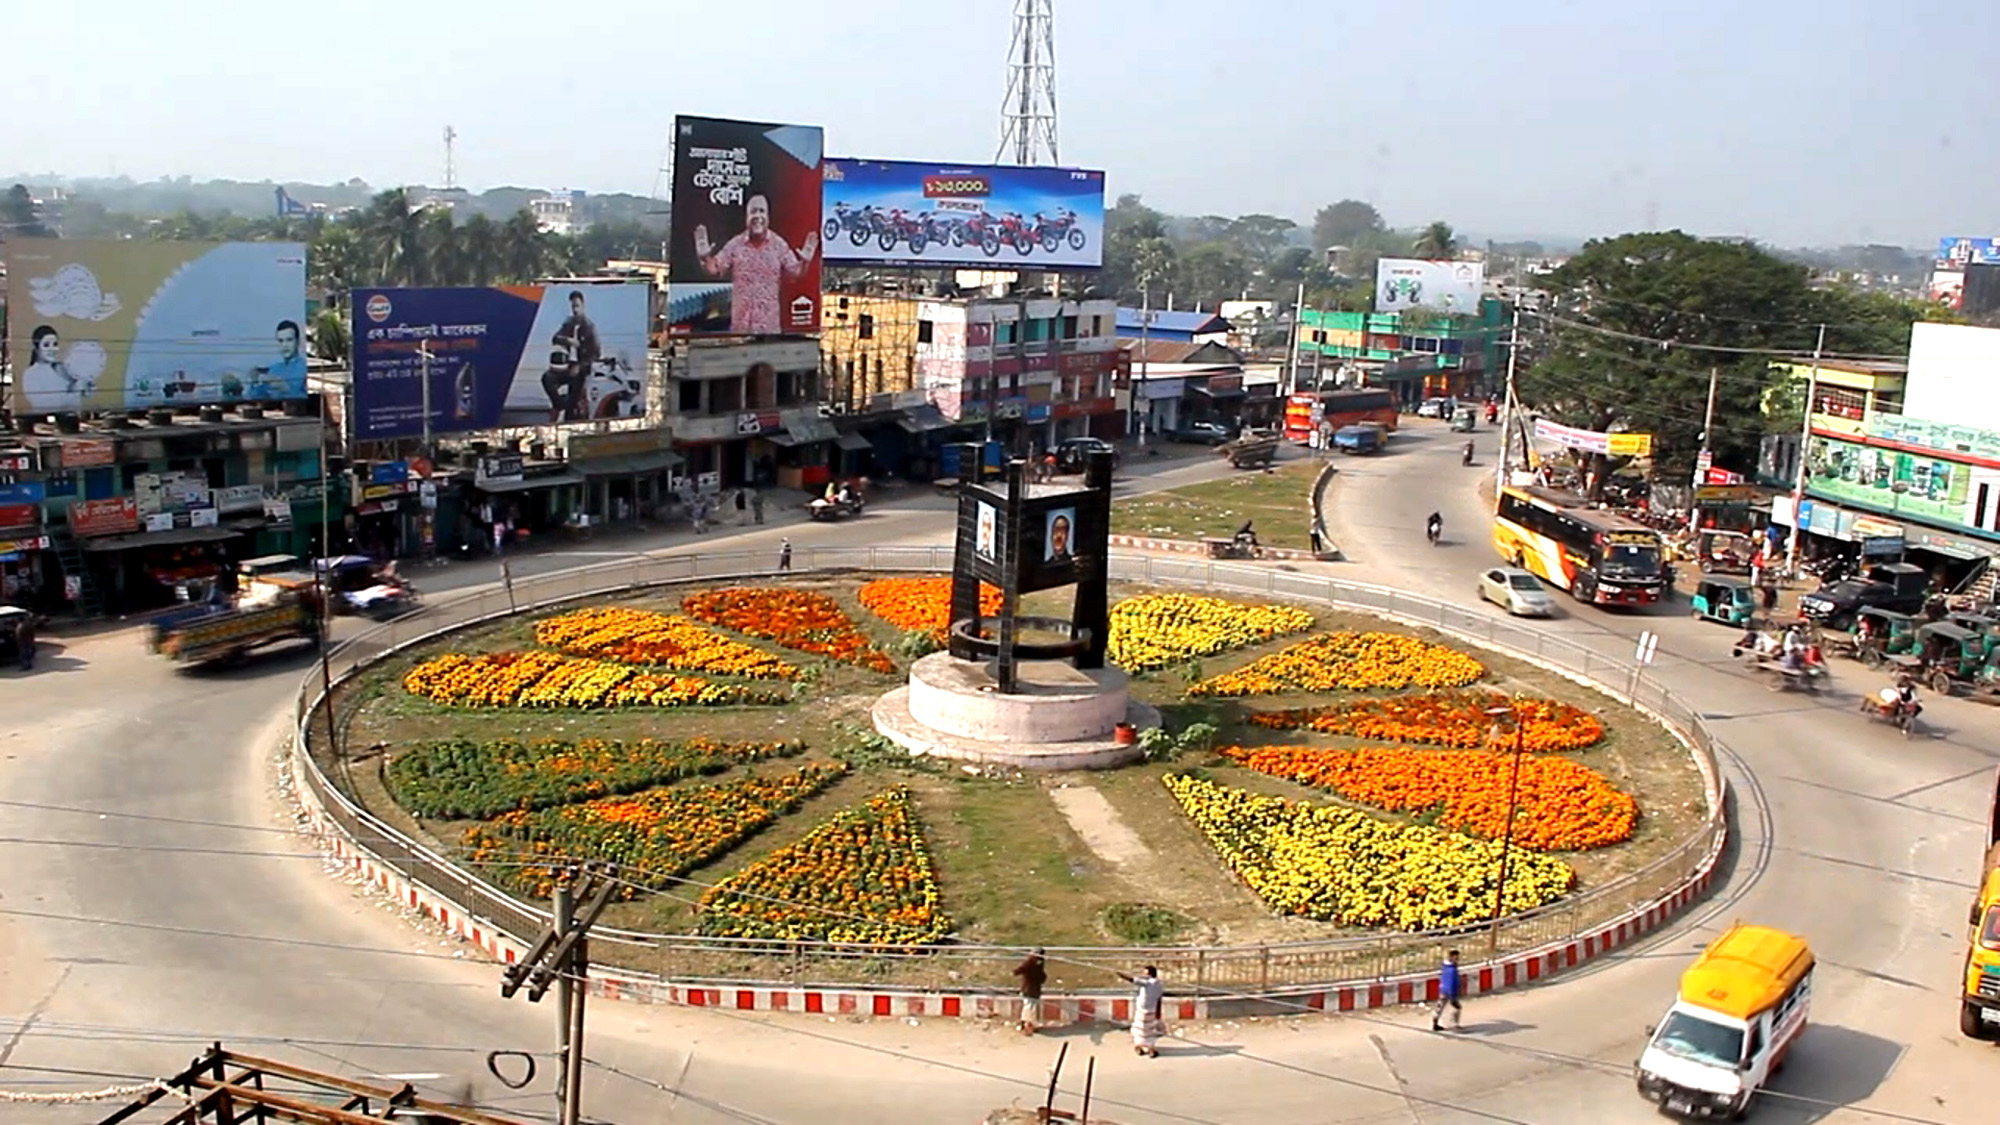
873 653 1155 771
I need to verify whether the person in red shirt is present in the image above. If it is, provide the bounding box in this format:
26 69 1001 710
694 193 819 335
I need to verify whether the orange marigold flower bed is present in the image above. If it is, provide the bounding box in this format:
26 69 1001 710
1188 632 1485 697
857 576 1003 641
683 587 895 673
1247 691 1605 752
535 606 801 679
1221 744 1638 851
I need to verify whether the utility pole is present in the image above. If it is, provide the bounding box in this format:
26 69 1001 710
1287 281 1306 397
1785 325 1827 578
1494 304 1522 497
1690 365 1720 533
1134 283 1151 445
418 340 434 464
502 866 616 1125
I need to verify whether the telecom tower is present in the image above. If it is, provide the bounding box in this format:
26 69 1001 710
443 125 458 189
996 0 1059 165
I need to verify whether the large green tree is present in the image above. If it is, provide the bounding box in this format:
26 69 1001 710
3 184 50 236
1312 199 1384 249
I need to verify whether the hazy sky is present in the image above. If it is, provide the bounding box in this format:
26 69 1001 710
4 0 1992 247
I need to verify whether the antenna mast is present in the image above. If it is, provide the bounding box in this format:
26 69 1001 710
443 125 458 189
996 0 1059 165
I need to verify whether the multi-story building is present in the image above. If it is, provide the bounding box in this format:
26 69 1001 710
664 339 841 492
917 296 1123 447
1296 302 1508 405
531 190 583 236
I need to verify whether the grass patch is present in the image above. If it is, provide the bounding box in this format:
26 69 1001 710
1111 460 1320 549
1101 902 1193 943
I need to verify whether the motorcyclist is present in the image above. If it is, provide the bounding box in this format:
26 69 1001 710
1426 512 1443 544
1462 440 1475 466
1234 520 1259 549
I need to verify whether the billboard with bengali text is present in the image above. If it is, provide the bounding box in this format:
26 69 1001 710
668 115 823 337
1374 258 1486 315
821 159 1105 269
349 283 650 440
7 239 307 414
1937 237 2000 268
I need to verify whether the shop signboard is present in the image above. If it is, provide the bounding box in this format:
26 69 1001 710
0 536 50 554
360 483 405 502
263 499 293 524
0 482 47 506
57 439 117 468
668 115 825 336
134 471 212 516
1532 418 1653 457
69 496 140 537
371 460 410 486
350 282 652 439
0 504 40 530
1864 413 2000 462
0 451 35 473
214 484 266 515
567 428 672 459
6 238 307 414
476 454 524 486
820 158 1106 269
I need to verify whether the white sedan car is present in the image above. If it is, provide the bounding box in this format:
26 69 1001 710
1479 566 1558 617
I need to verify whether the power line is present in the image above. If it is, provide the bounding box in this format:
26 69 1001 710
1525 307 1905 362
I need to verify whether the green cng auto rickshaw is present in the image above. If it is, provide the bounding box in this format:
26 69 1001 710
1691 577 1757 626
1847 607 1920 668
1915 621 1985 694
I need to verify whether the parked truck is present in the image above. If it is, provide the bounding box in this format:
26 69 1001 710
1634 923 1814 1119
1960 768 2000 1038
149 571 323 665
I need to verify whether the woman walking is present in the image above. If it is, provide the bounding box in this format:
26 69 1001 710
1123 965 1165 1057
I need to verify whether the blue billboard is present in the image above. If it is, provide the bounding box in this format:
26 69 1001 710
1937 237 2000 268
349 283 651 440
820 159 1105 269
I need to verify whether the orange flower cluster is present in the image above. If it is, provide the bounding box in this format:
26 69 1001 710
402 651 784 709
699 786 949 945
1221 744 1638 851
857 576 1003 640
535 607 801 679
1188 632 1485 697
683 587 895 673
463 762 849 899
1247 691 1605 752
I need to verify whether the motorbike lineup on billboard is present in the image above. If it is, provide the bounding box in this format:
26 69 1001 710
7 239 307 415
1375 258 1487 316
348 283 650 440
667 115 824 337
820 159 1106 269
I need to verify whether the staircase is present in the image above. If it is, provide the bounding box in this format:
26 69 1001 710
48 526 104 617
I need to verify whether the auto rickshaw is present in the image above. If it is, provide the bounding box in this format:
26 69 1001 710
1914 620 1985 695
1945 611 2000 656
1450 406 1478 432
1691 576 1756 626
1843 606 1921 668
0 605 40 671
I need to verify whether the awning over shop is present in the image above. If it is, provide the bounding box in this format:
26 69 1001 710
784 416 839 444
1139 379 1188 400
79 526 242 552
835 431 874 452
1191 384 1248 399
577 451 683 477
477 471 586 494
895 405 953 433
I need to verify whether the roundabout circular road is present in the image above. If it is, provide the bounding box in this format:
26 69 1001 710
2 440 1994 1125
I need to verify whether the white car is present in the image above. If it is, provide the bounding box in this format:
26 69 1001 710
1480 566 1557 617
1417 397 1454 418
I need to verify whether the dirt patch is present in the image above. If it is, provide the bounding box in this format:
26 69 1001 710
1048 783 1153 867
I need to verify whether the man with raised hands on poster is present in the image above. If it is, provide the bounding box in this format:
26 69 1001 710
693 192 819 335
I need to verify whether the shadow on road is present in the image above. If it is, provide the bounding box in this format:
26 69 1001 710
1759 1023 1905 1123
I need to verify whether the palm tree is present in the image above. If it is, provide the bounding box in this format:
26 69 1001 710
415 208 458 286
1412 221 1458 260
356 189 426 286
498 209 556 282
459 213 503 286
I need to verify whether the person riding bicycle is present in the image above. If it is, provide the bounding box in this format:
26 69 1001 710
1426 512 1443 543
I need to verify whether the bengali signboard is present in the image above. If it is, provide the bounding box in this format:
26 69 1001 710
6 239 307 414
668 116 825 336
69 496 140 537
1533 418 1653 458
1375 258 1486 315
349 283 650 440
820 159 1106 269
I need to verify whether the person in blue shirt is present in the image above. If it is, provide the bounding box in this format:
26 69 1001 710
1432 949 1463 1032
252 319 308 398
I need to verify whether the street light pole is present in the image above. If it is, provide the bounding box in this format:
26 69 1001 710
1784 324 1828 578
1485 706 1526 952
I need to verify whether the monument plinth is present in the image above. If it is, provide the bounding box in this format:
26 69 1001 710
871 445 1150 770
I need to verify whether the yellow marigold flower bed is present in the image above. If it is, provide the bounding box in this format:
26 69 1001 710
1187 632 1484 696
1221 744 1638 851
699 786 949 945
1164 774 1574 930
402 651 784 709
1106 594 1316 671
1247 690 1604 752
463 762 849 900
535 607 801 679
857 576 1004 641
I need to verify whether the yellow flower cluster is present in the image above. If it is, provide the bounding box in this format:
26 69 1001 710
1107 594 1316 671
402 651 783 709
534 607 801 680
1187 632 1485 697
1163 773 1574 930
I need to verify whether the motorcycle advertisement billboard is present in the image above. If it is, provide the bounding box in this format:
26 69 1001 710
668 115 824 337
1374 258 1486 316
349 283 650 440
6 238 307 415
821 159 1105 269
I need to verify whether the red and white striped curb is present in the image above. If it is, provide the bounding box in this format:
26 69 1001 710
298 774 1722 1023
1106 534 1332 562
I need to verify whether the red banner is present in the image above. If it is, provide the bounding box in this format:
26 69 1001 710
69 496 140 537
0 504 40 532
922 173 992 199
61 439 118 468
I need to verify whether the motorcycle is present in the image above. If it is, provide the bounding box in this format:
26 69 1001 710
878 209 929 254
949 209 994 250
1426 517 1442 547
994 212 1037 255
1032 209 1088 253
582 356 645 420
823 202 877 246
916 211 957 248
808 494 866 522
1462 440 1475 466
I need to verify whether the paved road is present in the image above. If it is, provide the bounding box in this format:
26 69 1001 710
2 431 1993 1124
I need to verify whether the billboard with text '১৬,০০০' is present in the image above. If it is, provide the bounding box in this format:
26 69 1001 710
6 239 307 415
348 283 650 440
668 115 824 337
821 160 1105 269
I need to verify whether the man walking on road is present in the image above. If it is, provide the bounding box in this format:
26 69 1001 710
1432 949 1463 1031
778 537 792 572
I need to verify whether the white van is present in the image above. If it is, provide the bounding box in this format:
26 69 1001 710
1635 924 1813 1120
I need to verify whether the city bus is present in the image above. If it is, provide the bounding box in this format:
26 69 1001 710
1284 389 1398 443
1493 484 1666 606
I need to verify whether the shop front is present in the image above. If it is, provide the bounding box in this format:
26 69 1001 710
470 454 584 550
349 461 420 560
69 496 243 613
0 477 51 607
758 411 838 494
567 430 682 526
1186 373 1248 430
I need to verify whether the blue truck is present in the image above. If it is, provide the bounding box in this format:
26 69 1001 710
1332 423 1386 455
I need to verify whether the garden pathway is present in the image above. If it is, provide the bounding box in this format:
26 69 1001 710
1048 782 1153 867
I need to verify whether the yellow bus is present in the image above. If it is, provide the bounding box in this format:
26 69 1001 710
1493 484 1666 607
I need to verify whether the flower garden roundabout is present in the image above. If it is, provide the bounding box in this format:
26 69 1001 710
291 546 1726 1016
